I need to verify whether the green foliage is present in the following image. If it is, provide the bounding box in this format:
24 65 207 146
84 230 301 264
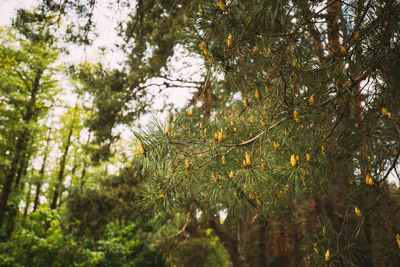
93 221 168 267
0 208 168 267
0 207 98 267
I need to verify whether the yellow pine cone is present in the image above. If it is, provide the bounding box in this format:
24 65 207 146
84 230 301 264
255 90 260 99
165 122 170 136
293 110 300 122
321 146 326 156
274 142 280 150
229 170 234 179
243 97 248 107
306 153 311 162
214 131 223 142
185 160 190 170
222 155 226 165
366 173 374 186
325 249 330 261
245 152 251 166
355 207 362 217
396 233 400 249
339 46 346 55
290 155 297 167
253 46 259 55
138 142 145 154
188 109 193 116
227 33 232 47
381 107 388 117
199 41 206 50
308 95 314 105
218 0 227 11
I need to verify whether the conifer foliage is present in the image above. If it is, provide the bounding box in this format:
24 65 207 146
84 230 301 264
134 0 400 265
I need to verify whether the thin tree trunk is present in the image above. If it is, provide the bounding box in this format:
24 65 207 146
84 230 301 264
14 139 33 188
257 218 268 267
23 182 32 219
50 120 74 210
33 127 52 212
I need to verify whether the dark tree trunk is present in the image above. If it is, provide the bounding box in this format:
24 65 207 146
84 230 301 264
209 217 250 267
33 127 52 212
14 140 33 188
0 134 27 227
23 182 32 219
0 70 42 227
257 219 268 267
50 121 74 210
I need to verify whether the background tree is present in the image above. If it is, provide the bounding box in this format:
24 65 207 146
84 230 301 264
0 8 61 232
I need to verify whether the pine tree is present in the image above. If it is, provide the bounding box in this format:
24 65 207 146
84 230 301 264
133 0 400 265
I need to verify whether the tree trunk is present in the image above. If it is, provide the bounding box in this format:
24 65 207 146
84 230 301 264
33 127 52 212
23 182 32 219
0 133 27 227
257 219 268 267
209 217 249 267
14 139 33 188
0 70 42 227
50 120 74 210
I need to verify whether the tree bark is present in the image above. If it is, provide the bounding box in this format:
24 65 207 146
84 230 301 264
209 217 249 267
50 120 74 210
257 219 268 267
33 127 52 212
23 182 32 219
0 70 42 227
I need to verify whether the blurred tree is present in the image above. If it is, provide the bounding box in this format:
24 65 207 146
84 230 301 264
0 8 61 231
